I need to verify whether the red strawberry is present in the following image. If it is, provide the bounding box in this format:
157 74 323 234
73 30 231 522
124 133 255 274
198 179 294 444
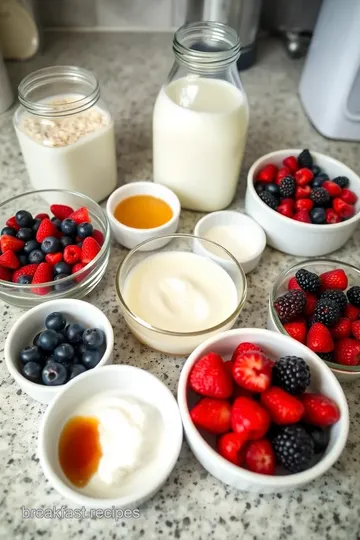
331 317 352 340
217 432 248 466
68 206 90 224
50 204 74 220
300 393 340 426
231 342 263 362
344 303 360 321
63 245 82 265
0 267 12 281
283 320 307 344
0 250 19 269
224 361 234 378
190 398 231 434
45 252 63 266
294 198 314 212
288 276 302 290
320 269 348 291
31 262 53 295
6 216 20 231
293 210 311 223
257 164 278 183
189 352 233 399
283 155 298 173
322 181 342 198
244 438 276 475
325 208 341 224
340 188 357 205
260 387 304 425
0 235 24 253
304 292 318 317
307 322 334 353
232 351 274 393
333 198 355 219
351 320 360 341
275 166 291 185
231 397 270 440
295 168 313 186
12 263 39 283
35 213 50 221
36 218 59 243
81 237 101 264
335 338 360 365
92 229 104 246
295 186 311 200
277 201 293 219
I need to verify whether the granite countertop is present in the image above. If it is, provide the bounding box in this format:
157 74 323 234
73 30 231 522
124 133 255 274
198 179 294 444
0 32 360 540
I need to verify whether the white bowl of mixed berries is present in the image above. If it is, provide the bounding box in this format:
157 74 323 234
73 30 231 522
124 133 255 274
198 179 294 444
269 260 360 383
245 149 360 256
177 328 348 493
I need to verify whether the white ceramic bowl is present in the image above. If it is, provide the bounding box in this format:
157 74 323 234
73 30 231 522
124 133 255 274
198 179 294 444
194 211 266 274
38 364 183 508
106 181 181 250
245 149 360 256
177 328 349 493
4 299 114 404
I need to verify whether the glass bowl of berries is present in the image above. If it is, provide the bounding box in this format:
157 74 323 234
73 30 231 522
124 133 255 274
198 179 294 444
245 149 360 257
0 190 110 308
269 259 360 382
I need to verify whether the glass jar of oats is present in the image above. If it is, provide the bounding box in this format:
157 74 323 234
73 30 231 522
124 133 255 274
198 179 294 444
13 66 117 202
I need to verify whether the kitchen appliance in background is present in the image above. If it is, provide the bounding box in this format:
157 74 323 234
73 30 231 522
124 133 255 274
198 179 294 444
0 49 13 113
299 0 360 141
0 0 40 60
185 0 262 70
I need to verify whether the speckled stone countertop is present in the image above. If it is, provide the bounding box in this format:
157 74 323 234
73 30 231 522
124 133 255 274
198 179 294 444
0 32 360 540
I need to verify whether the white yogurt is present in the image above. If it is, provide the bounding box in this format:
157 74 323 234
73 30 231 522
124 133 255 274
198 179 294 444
203 224 257 261
153 76 249 212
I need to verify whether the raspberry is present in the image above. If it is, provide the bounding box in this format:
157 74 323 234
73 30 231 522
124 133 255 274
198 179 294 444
347 286 360 308
279 176 295 198
273 290 306 323
313 299 341 327
272 425 314 473
259 191 277 210
333 176 349 189
319 290 347 313
310 188 331 207
295 268 320 293
297 149 313 169
63 245 82 265
272 356 311 395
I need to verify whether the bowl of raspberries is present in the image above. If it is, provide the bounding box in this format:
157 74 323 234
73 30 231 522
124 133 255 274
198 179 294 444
245 149 360 256
0 189 110 307
177 328 348 493
269 259 360 382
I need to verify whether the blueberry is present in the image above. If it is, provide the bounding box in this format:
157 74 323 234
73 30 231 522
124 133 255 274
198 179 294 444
21 361 42 383
54 273 72 291
51 217 62 230
312 177 326 188
59 236 73 249
42 361 68 386
255 182 266 195
45 312 67 331
38 329 60 352
32 218 41 233
310 207 326 224
18 275 32 285
53 261 72 276
74 342 87 357
61 219 77 237
57 331 66 344
304 424 330 453
1 226 17 237
312 165 321 176
77 222 93 239
41 236 61 254
82 349 102 369
264 183 280 197
33 332 42 347
82 328 105 350
18 252 28 266
68 363 86 380
15 210 33 228
314 172 329 182
65 323 85 344
16 228 33 242
24 240 41 254
54 343 75 365
28 249 45 264
20 345 42 365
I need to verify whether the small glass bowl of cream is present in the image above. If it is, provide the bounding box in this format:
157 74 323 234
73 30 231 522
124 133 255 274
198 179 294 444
106 181 181 250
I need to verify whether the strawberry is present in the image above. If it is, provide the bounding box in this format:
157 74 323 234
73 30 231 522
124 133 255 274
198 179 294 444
231 342 263 362
283 155 298 173
335 338 360 365
300 393 340 427
344 303 360 321
293 209 311 223
68 206 90 224
295 168 313 186
322 181 342 198
331 317 352 340
277 201 293 219
12 263 39 283
325 208 341 224
189 352 233 399
190 398 231 434
275 166 291 185
333 198 355 219
307 322 334 353
0 267 12 281
231 397 270 440
260 387 304 425
92 229 104 246
244 438 276 475
224 361 234 378
295 186 311 199
294 198 314 212
257 164 278 183
304 292 318 317
340 188 357 205
36 218 59 243
0 235 24 253
6 216 20 231
217 432 248 466
288 276 302 290
31 262 53 295
232 351 274 393
35 213 50 221
63 245 82 265
351 320 360 341
81 237 101 264
50 204 74 220
45 252 63 266
0 250 19 269
283 320 307 344
320 269 348 291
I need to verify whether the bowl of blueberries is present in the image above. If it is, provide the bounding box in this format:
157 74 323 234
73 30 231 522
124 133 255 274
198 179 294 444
4 299 114 403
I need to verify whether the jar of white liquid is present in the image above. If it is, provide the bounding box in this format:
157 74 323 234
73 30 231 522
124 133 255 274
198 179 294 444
153 22 249 212
14 66 117 202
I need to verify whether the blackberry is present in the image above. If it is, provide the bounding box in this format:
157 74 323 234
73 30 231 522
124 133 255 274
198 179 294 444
272 356 311 395
273 290 306 323
279 176 296 198
259 191 278 210
347 286 360 308
333 176 349 189
319 289 347 313
295 268 321 293
313 299 341 327
272 425 314 473
310 188 330 207
298 149 313 169
317 352 334 363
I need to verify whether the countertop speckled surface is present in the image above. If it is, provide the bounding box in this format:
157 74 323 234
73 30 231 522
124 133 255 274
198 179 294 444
1 32 360 540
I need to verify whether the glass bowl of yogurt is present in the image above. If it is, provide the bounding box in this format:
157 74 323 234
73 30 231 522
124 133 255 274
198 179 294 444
116 233 247 355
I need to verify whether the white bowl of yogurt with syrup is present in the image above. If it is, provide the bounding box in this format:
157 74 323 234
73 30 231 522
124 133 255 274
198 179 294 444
116 233 247 355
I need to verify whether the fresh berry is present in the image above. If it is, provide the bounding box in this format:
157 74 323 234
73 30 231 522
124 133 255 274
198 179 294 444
261 387 304 425
310 207 326 224
1 226 17 237
231 342 263 362
31 262 53 295
332 198 355 219
81 349 102 369
45 312 67 332
303 424 330 454
314 172 329 183
231 397 270 440
38 329 60 352
334 338 360 366
320 269 348 291
77 222 94 239
295 168 313 187
330 317 352 341
325 208 341 224
17 252 28 266
313 299 341 327
71 262 87 282
244 438 276 475
300 393 340 427
0 267 12 281
0 250 19 269
50 204 74 220
60 219 77 237
304 293 318 317
36 219 59 243
347 286 360 308
279 176 295 198
53 261 72 276
35 213 49 221
257 164 278 183
20 345 42 365
273 290 306 323
217 432 248 466
33 220 42 235
351 320 360 340
264 183 280 197
54 343 75 365
259 191 277 209
295 186 311 200
295 268 320 293
322 181 342 198
65 323 85 345
283 320 307 344
82 328 105 350
92 229 104 246
288 276 302 290
277 200 294 218
23 239 40 254
294 198 314 212
272 425 314 473
0 235 24 253
21 361 42 383
333 176 349 189
51 217 62 230
317 352 334 363
310 188 330 207
54 273 72 291
344 303 360 321
283 155 298 173
6 216 20 231
298 149 313 169
306 322 334 353
340 188 357 205
12 263 38 283
189 353 233 399
276 166 291 185
272 356 310 395
68 207 90 225
63 244 82 265
42 361 68 386
190 398 231 434
293 209 311 223
319 290 347 312
41 236 61 255
68 364 86 380
59 236 74 249
15 210 33 228
28 249 45 264
81 236 101 264
45 252 63 266
255 182 266 195
232 351 274 393
16 228 33 242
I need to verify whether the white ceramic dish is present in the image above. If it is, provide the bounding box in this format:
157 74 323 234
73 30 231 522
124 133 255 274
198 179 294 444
177 328 349 493
106 181 181 250
4 299 114 404
245 149 360 256
194 210 266 274
38 364 183 508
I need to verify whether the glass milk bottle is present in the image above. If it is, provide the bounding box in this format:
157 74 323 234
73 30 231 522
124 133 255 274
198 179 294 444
153 22 249 212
